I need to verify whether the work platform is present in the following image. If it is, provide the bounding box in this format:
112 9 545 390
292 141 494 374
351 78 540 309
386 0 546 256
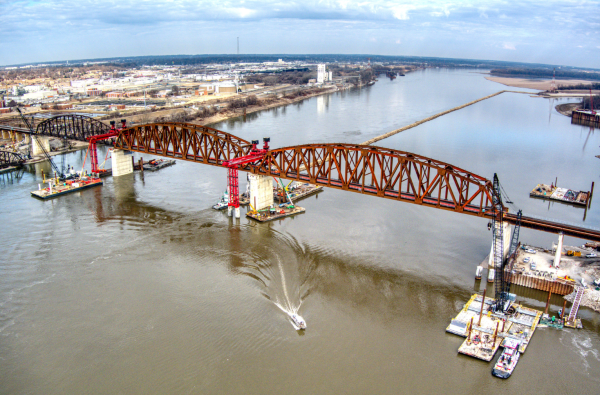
530 183 590 207
31 176 103 200
246 206 305 222
447 294 542 361
274 183 323 203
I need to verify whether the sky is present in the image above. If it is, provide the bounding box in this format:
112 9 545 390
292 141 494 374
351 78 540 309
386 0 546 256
0 0 599 68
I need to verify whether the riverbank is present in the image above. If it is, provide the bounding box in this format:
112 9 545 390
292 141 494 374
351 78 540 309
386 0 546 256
485 75 596 91
555 103 580 117
202 86 339 127
103 85 340 128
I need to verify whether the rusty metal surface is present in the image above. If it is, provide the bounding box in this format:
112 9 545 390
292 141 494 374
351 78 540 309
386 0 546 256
251 143 496 218
115 122 252 165
113 122 600 241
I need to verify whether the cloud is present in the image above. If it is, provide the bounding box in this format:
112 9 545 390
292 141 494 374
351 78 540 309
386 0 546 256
0 1 599 67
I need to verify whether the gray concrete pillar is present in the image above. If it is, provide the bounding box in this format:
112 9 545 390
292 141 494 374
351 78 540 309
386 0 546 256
111 149 134 176
32 136 51 156
249 174 273 211
553 233 564 268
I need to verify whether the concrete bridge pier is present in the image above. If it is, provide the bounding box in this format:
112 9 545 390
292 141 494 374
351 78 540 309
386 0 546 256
32 135 51 156
249 174 273 212
111 149 134 176
1 130 9 139
553 233 564 268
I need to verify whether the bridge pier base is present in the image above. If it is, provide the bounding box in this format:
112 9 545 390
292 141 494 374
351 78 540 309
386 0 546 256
111 149 133 177
226 206 241 218
1 130 8 139
249 174 273 211
31 136 51 157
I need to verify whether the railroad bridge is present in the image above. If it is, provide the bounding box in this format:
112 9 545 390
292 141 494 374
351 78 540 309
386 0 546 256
1 115 599 241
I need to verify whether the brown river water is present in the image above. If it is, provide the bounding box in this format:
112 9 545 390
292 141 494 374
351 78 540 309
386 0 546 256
1 69 599 394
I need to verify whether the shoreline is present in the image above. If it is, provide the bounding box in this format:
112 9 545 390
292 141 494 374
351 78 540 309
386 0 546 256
202 86 339 127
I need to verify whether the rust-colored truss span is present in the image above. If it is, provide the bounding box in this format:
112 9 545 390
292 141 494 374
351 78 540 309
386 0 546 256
250 143 495 218
115 123 496 217
35 115 111 141
115 123 252 165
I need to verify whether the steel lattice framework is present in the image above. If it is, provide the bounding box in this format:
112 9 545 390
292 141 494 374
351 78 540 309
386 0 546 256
35 115 111 141
0 150 27 168
251 144 495 217
115 123 253 165
115 123 496 217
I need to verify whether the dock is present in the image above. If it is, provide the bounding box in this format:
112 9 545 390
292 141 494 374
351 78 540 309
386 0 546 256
530 183 589 206
246 206 306 222
447 294 542 361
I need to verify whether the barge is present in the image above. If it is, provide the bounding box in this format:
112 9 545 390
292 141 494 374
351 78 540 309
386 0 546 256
31 174 102 199
142 159 176 172
246 205 305 222
530 183 589 206
274 182 323 204
447 293 541 363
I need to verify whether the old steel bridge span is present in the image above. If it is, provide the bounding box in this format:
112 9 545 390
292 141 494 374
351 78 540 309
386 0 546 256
1 116 598 241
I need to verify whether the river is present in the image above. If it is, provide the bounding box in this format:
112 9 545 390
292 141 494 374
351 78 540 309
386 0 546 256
1 69 599 394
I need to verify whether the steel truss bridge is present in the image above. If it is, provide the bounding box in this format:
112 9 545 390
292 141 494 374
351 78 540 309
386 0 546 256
1 115 598 241
0 150 27 168
113 122 600 241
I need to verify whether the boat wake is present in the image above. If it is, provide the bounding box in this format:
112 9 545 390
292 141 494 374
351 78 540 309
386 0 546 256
236 230 316 330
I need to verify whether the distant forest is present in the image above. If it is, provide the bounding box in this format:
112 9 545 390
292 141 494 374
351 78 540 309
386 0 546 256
581 95 600 110
556 82 600 91
491 68 600 81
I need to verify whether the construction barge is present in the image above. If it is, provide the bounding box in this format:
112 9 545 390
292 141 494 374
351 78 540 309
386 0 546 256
274 182 323 203
530 183 590 206
31 174 102 200
447 294 542 363
246 205 306 222
572 109 600 129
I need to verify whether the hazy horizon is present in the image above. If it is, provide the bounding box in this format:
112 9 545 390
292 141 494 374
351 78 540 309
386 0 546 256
1 0 599 68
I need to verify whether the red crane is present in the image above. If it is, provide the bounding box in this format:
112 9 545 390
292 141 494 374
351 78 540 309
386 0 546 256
222 138 270 210
86 120 126 174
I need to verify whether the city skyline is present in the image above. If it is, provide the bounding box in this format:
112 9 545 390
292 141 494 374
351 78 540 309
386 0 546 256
1 0 599 68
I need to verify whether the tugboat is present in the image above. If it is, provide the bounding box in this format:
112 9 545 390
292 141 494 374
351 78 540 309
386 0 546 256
492 338 521 379
289 313 306 330
212 190 229 210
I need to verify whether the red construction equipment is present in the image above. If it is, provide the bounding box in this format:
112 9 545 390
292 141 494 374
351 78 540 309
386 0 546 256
86 120 126 174
223 138 270 208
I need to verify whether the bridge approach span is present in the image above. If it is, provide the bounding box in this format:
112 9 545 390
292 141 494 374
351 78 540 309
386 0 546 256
34 115 111 140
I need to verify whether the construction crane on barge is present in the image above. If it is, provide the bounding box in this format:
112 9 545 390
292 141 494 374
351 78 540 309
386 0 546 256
490 172 523 312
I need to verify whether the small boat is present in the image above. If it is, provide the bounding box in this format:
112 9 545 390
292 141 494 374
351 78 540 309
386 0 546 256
492 338 521 379
212 190 229 210
290 313 306 330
